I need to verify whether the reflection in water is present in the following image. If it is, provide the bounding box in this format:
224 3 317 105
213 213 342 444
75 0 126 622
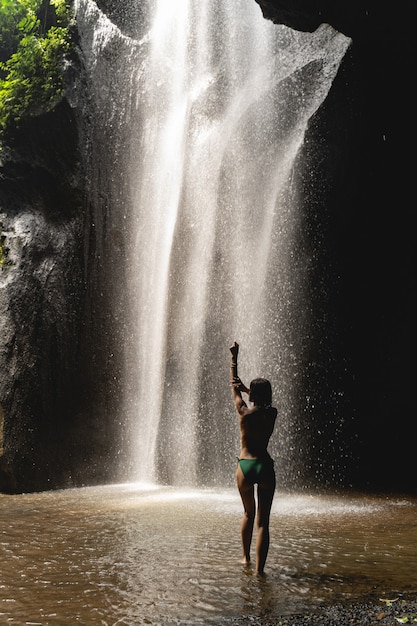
1 485 417 625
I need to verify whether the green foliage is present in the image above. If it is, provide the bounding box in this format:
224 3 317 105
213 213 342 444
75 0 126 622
0 0 72 139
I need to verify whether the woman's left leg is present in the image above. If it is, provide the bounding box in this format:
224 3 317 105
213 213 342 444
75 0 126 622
236 464 255 564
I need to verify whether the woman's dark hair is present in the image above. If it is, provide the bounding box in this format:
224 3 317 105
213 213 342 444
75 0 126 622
249 378 272 407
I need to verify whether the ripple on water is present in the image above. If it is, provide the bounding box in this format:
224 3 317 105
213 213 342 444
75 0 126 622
1 486 417 624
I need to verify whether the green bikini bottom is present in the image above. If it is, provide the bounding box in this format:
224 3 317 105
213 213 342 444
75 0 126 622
237 457 274 484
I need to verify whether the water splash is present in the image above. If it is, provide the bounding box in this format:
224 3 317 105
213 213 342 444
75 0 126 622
125 1 350 486
75 0 350 487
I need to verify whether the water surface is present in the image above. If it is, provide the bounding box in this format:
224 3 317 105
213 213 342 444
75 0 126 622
1 485 416 625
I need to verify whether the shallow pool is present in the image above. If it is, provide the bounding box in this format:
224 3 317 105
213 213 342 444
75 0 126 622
1 484 416 624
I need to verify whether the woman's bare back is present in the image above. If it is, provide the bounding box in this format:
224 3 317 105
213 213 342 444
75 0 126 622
239 406 277 459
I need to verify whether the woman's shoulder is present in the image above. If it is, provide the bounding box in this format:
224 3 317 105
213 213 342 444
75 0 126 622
244 405 277 420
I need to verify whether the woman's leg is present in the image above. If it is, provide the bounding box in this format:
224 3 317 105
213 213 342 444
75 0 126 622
236 464 255 564
255 472 276 574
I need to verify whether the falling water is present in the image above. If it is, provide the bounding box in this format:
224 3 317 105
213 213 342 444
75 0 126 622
75 0 350 487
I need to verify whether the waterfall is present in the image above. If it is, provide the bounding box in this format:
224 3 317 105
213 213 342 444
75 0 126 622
75 0 350 488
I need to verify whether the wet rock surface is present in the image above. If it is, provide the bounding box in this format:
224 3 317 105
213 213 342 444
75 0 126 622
0 102 85 492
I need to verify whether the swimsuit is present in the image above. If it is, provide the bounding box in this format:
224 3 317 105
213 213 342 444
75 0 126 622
237 457 274 485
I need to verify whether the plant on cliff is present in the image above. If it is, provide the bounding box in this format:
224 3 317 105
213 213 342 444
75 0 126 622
0 0 72 141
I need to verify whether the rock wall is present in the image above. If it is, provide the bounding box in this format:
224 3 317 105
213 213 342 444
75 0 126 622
0 101 85 491
0 46 127 492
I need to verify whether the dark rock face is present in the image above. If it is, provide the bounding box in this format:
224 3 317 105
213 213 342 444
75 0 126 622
255 1 416 491
0 97 126 492
0 3 136 493
254 1 373 38
0 102 85 492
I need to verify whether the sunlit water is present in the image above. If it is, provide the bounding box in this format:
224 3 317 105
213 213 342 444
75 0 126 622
122 1 351 487
1 485 416 625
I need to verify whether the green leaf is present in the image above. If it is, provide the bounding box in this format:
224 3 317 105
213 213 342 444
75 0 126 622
0 0 72 139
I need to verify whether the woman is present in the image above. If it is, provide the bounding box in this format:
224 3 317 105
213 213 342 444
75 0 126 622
230 341 277 575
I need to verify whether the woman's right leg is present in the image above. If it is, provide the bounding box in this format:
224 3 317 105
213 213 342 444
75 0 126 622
236 464 255 564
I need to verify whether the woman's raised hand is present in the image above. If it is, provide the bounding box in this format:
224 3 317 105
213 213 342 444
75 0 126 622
229 341 239 359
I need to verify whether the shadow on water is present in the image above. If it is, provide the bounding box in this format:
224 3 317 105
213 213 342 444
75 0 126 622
1 484 417 625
